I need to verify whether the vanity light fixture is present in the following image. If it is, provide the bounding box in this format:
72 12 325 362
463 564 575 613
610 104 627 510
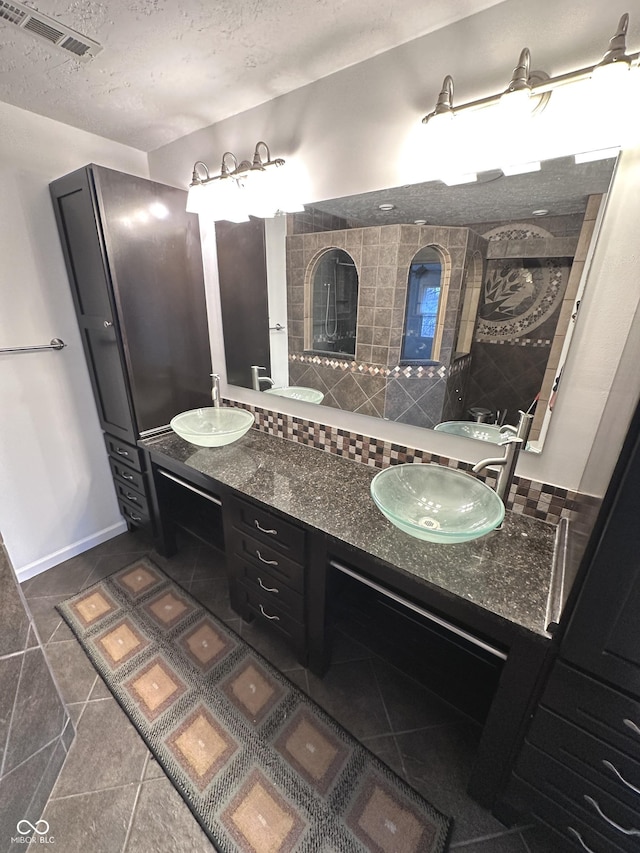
593 12 632 78
423 75 455 124
186 141 304 222
421 13 638 175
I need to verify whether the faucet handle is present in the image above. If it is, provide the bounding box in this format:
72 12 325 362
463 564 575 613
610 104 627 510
498 434 524 447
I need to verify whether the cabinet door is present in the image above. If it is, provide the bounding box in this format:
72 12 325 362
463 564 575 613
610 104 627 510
93 166 213 432
562 424 640 697
50 167 136 442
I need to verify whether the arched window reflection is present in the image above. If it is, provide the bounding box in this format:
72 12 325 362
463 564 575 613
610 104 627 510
401 247 443 363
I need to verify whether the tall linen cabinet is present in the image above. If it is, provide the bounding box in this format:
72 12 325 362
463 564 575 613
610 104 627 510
50 164 213 532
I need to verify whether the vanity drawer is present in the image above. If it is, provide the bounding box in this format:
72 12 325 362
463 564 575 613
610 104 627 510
118 498 150 528
240 583 305 651
505 773 629 853
229 496 305 562
526 708 640 813
109 457 145 493
233 530 304 591
512 743 640 852
105 434 143 472
237 561 304 621
114 481 149 516
542 662 640 762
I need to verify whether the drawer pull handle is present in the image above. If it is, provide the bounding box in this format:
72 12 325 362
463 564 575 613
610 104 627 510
125 492 139 503
115 448 130 457
129 513 142 522
121 472 134 481
584 794 640 836
258 604 280 621
257 577 279 594
603 759 640 796
567 827 597 853
256 550 278 567
255 520 277 535
624 718 640 737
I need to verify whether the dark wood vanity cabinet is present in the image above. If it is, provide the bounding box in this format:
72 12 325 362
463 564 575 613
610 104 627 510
50 164 212 532
224 495 308 662
105 434 152 528
502 412 640 851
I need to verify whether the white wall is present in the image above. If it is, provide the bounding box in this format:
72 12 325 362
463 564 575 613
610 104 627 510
0 102 148 579
149 0 640 495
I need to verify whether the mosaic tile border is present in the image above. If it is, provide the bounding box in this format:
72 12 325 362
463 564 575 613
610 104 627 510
290 353 448 379
227 399 582 526
475 338 552 348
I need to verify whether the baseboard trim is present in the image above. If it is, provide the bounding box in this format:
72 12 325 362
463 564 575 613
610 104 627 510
15 519 129 583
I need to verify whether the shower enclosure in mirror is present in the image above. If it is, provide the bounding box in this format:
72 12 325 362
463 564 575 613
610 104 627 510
215 154 617 447
308 248 358 357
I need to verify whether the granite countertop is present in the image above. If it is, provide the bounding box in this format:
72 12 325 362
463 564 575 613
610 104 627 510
141 428 558 639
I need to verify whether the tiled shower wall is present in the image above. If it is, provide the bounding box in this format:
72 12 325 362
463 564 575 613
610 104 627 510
286 223 480 428
0 545 73 849
464 206 600 434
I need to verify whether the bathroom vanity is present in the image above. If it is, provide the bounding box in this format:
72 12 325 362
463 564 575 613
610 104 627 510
139 425 561 811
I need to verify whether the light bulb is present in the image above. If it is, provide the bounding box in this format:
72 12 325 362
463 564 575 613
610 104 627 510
186 183 205 214
499 88 533 117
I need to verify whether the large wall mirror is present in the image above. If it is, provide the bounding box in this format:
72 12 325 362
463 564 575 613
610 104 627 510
216 154 617 449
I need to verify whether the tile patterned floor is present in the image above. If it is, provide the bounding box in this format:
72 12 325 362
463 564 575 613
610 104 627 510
20 531 559 853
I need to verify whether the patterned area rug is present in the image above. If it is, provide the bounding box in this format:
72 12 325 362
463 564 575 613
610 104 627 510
57 558 451 852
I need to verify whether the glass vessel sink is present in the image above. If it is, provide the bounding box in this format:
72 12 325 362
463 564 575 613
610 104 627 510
370 463 505 544
435 421 533 451
434 421 512 443
170 407 254 447
264 386 325 403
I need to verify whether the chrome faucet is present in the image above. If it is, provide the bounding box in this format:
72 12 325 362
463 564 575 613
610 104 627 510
211 373 221 408
250 365 275 391
472 411 533 503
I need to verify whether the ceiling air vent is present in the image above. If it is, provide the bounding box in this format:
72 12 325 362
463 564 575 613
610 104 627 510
0 0 102 61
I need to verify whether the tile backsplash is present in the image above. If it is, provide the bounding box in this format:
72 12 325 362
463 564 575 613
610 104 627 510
233 399 584 526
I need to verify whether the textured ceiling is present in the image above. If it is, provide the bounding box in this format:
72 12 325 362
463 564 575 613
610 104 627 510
0 0 507 152
309 156 617 226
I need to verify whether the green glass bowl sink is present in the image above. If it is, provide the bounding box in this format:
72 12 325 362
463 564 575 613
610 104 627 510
435 421 510 443
370 463 504 544
434 421 532 451
264 386 325 403
170 407 254 447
